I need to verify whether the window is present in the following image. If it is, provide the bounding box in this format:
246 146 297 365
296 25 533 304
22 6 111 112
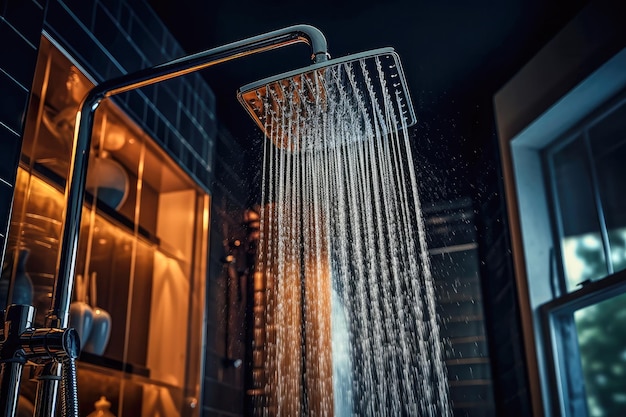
542 93 626 417
547 99 626 292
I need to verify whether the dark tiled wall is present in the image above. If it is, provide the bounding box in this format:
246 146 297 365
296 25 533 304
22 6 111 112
474 128 531 416
43 0 216 191
205 125 250 417
425 199 497 416
0 0 46 263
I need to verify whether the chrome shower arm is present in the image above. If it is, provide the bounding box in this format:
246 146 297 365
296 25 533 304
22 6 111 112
50 23 329 329
100 23 328 98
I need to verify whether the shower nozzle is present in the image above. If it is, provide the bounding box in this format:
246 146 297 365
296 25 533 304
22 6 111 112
238 47 416 149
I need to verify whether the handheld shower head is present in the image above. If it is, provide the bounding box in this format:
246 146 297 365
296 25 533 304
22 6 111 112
237 47 416 150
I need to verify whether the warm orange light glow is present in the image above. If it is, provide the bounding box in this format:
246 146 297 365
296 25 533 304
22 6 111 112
253 272 264 291
102 123 127 151
11 36 211 416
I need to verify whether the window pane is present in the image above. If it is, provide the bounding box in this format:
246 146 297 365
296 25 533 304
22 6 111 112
589 100 626 275
562 233 608 290
574 291 626 417
608 228 626 273
552 136 607 289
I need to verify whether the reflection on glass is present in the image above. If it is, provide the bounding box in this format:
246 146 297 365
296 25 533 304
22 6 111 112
552 135 607 292
562 233 608 291
590 101 626 277
609 228 626 273
552 136 600 238
4 168 64 325
574 291 626 417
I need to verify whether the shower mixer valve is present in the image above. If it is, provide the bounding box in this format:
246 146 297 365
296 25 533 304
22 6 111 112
0 304 80 417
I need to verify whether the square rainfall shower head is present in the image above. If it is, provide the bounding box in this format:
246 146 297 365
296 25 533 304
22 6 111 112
237 47 416 149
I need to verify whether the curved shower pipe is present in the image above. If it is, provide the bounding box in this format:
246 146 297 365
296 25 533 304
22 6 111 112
0 24 329 417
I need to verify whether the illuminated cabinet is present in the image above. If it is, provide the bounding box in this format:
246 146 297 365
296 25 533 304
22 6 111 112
2 37 208 416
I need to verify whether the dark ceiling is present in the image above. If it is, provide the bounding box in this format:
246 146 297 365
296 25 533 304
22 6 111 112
146 0 588 198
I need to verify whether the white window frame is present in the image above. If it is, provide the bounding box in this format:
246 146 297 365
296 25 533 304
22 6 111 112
502 48 626 416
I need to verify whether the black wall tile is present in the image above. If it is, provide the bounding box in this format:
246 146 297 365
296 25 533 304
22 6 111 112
103 60 124 80
0 70 29 134
143 103 157 135
0 180 13 239
57 0 94 27
127 0 164 47
153 113 167 144
177 108 193 143
128 14 162 66
92 3 141 72
45 2 96 68
155 84 179 127
97 0 122 20
2 0 44 47
0 22 38 88
0 124 21 182
124 89 147 121
117 2 132 34
161 33 183 59
179 143 190 166
189 129 205 158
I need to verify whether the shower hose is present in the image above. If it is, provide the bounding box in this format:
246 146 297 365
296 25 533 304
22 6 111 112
61 357 79 417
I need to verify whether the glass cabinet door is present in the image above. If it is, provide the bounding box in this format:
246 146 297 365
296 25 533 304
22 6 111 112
2 36 208 417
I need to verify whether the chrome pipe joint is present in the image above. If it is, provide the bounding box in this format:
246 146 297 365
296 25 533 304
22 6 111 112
0 304 80 417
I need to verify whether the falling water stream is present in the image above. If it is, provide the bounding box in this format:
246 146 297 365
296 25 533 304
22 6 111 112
255 57 451 416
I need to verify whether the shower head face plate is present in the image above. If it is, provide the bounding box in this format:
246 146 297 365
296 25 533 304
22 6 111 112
237 48 416 150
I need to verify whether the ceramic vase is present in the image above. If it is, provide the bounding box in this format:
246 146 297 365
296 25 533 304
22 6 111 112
69 273 93 347
69 300 93 347
83 307 111 355
83 271 111 355
86 396 116 417
86 155 129 210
